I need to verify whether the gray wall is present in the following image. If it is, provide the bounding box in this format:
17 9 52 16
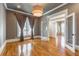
6 11 17 39
0 4 6 47
44 3 79 45
34 18 41 36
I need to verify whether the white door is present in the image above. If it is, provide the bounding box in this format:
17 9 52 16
66 13 76 53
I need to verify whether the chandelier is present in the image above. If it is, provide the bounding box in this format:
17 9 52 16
32 5 43 17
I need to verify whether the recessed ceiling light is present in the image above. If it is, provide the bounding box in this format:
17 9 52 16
17 5 21 8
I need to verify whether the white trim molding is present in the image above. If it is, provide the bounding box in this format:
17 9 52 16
0 41 6 55
47 9 68 19
34 36 41 38
6 37 30 43
66 44 75 53
4 3 68 16
66 13 76 53
41 36 49 41
3 3 32 16
6 39 20 43
43 3 68 15
6 36 41 43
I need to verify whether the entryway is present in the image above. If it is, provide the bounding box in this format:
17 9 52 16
48 9 76 53
49 15 66 49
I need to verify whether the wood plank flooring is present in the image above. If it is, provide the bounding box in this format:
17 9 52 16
1 38 79 56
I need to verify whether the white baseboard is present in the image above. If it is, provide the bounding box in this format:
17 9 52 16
6 36 41 43
6 37 30 43
6 39 20 43
65 43 79 50
34 36 41 38
41 36 49 41
66 44 75 53
66 42 79 51
0 41 6 55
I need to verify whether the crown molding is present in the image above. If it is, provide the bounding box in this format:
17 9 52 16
43 3 68 16
4 3 32 16
4 3 68 17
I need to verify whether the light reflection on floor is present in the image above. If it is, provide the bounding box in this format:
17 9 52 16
56 35 65 49
56 35 65 48
55 35 66 55
2 38 78 56
18 36 66 56
18 43 32 56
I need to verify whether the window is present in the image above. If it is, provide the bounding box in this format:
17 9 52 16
17 17 31 37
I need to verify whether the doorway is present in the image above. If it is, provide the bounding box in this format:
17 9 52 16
48 10 76 53
66 13 76 53
49 17 66 48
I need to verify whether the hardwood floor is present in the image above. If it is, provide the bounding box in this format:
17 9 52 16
1 38 79 56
